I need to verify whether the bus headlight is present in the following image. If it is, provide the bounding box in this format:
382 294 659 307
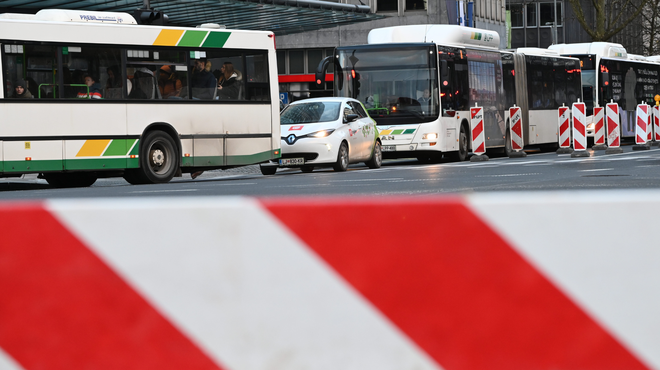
423 133 438 140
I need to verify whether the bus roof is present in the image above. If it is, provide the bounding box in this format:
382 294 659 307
515 47 561 57
548 42 627 59
0 9 137 24
367 24 500 50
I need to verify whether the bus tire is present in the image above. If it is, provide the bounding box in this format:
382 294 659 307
504 123 513 156
333 142 349 172
300 166 314 173
139 130 179 184
449 123 468 161
44 172 97 188
260 165 277 175
365 140 382 169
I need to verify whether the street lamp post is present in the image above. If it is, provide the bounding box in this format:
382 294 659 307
552 0 558 44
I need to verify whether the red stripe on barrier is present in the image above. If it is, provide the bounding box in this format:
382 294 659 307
574 118 585 136
475 142 485 153
575 141 585 150
637 135 646 144
611 137 620 147
512 122 522 138
608 117 618 135
560 121 569 133
575 104 585 114
472 121 483 138
0 205 224 370
263 199 648 370
561 138 571 147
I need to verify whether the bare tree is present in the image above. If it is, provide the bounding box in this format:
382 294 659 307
567 0 649 41
640 0 660 55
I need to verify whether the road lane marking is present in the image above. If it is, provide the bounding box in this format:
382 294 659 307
131 189 199 194
580 168 614 172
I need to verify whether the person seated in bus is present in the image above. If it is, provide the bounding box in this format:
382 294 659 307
77 74 102 99
129 67 158 99
13 79 33 98
191 59 216 99
158 65 183 99
216 62 241 100
418 89 431 113
105 65 124 99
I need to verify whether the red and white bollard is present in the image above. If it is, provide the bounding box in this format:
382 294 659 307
508 105 526 158
571 100 589 157
654 105 660 147
592 106 607 150
556 105 573 154
605 101 623 154
469 104 489 162
633 103 650 150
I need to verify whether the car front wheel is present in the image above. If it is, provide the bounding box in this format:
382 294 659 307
333 142 349 172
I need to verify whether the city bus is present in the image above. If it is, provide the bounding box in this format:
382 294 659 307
0 9 279 187
315 25 581 161
549 42 660 138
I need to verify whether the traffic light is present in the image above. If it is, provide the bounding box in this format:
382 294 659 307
352 69 361 97
133 9 168 25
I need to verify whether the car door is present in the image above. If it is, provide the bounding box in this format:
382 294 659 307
349 101 375 160
343 104 365 160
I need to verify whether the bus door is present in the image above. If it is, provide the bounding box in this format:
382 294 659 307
466 49 506 147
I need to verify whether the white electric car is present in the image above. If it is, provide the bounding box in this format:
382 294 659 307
260 97 382 174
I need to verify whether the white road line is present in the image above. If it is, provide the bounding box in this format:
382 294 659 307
131 189 199 194
580 168 614 172
476 173 540 177
328 178 404 182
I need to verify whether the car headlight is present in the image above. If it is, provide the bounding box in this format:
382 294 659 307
307 129 335 138
587 123 595 130
423 133 438 140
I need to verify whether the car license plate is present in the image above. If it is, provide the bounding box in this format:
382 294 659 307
382 145 396 152
279 158 305 166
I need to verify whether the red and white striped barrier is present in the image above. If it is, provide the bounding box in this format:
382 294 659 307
571 101 588 156
635 104 650 149
606 102 621 147
470 105 486 157
1 195 660 370
654 105 660 143
593 106 606 148
508 106 526 157
557 105 571 149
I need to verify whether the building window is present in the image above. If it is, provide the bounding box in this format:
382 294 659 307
406 0 426 11
378 0 397 12
277 51 286 74
307 50 323 75
526 3 537 27
509 4 523 27
540 2 562 26
289 50 304 74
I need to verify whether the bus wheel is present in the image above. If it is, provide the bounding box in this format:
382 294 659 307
449 124 468 161
504 125 513 156
44 173 97 188
139 130 179 184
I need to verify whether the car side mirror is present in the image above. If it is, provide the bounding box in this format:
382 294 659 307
344 113 359 123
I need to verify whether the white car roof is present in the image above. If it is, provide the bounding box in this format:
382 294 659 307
290 97 356 105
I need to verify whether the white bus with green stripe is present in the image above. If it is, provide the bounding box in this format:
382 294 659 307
0 9 280 187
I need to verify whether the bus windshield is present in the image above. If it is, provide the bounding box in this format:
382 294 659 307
335 45 439 125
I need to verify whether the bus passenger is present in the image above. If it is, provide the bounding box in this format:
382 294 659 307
217 62 241 99
191 59 216 99
77 74 102 99
158 65 182 99
13 79 33 98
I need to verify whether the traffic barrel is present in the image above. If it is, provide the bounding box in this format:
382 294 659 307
508 105 526 158
592 106 607 150
469 104 489 162
571 100 589 157
605 102 623 154
633 103 650 151
0 194 659 370
556 105 573 154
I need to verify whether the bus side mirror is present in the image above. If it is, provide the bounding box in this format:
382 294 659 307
440 60 449 85
315 54 342 91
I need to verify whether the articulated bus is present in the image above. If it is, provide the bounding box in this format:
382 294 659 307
549 42 660 138
316 25 581 161
0 9 279 187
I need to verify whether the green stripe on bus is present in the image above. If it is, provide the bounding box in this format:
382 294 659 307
225 150 274 166
103 139 136 156
65 158 128 170
178 30 208 47
202 32 231 48
3 160 63 172
403 129 416 134
391 129 404 135
129 140 140 156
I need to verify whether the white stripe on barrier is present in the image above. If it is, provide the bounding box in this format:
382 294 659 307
468 191 660 369
0 348 24 370
48 198 441 370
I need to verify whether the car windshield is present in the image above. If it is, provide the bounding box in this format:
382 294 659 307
281 102 341 124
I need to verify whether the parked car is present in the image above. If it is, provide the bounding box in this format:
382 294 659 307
260 97 382 175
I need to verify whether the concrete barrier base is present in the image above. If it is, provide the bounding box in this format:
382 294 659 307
592 144 608 151
470 154 489 162
633 144 651 151
508 151 527 158
605 147 624 154
556 147 574 154
571 150 590 158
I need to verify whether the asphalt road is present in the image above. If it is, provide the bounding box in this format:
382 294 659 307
1 144 659 200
